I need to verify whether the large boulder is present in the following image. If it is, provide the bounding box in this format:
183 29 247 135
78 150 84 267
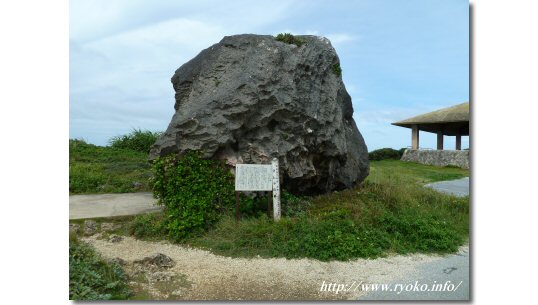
150 34 369 194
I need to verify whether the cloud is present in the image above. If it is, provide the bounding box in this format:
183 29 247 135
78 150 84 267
69 0 468 148
69 1 302 145
326 33 356 44
303 30 357 46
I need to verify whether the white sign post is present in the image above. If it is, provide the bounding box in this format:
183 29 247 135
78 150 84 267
234 158 280 221
271 158 281 221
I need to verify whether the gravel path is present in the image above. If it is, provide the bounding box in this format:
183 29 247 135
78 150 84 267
359 246 469 300
84 236 455 300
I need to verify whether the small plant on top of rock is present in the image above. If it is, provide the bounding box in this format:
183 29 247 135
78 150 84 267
275 33 306 47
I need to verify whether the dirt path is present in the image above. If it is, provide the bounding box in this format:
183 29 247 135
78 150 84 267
83 235 454 300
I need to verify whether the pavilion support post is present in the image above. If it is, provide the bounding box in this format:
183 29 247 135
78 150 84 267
412 125 419 149
437 131 444 150
456 135 462 150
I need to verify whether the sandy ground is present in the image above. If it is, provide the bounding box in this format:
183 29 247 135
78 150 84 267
83 235 454 300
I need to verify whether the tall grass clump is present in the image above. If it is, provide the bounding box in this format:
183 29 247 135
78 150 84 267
109 129 162 153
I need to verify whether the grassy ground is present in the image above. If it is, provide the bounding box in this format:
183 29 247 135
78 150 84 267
367 159 469 185
69 139 152 194
69 140 470 261
183 161 469 261
107 160 470 261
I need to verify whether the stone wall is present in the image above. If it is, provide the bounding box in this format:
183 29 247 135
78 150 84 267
401 149 469 169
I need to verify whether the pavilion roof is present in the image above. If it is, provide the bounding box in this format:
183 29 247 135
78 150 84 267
392 102 469 135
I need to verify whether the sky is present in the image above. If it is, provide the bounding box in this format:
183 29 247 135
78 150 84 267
70 0 469 150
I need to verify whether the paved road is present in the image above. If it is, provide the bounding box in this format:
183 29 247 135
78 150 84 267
359 246 470 301
69 192 161 219
425 177 469 197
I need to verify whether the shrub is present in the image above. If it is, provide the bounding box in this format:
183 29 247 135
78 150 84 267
275 33 306 47
69 236 131 300
332 63 342 76
109 129 162 153
368 148 404 161
151 152 235 240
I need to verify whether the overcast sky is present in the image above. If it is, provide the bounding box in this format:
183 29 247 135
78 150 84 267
70 0 469 150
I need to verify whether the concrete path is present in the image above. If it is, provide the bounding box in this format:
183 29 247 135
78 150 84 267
425 177 469 197
69 192 161 219
359 246 470 301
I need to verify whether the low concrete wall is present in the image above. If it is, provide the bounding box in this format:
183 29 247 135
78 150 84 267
401 149 469 169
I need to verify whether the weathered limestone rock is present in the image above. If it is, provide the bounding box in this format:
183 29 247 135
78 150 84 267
109 234 123 243
150 34 369 194
135 253 175 269
83 220 98 236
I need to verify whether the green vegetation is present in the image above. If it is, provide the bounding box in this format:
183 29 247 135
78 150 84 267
369 147 406 161
69 139 152 194
69 234 131 300
332 63 342 76
151 152 235 240
70 136 469 261
118 159 469 261
368 159 469 185
129 212 168 239
186 182 468 261
275 33 306 47
109 128 162 153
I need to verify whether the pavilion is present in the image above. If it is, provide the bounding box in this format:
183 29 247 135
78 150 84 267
392 102 469 150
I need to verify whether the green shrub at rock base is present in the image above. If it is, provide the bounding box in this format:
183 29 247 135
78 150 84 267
151 152 235 240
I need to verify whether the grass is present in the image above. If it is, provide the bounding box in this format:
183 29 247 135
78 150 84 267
69 147 469 261
69 139 152 194
185 185 468 261
69 234 131 300
109 128 162 153
104 160 469 261
367 159 469 185
275 33 306 47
